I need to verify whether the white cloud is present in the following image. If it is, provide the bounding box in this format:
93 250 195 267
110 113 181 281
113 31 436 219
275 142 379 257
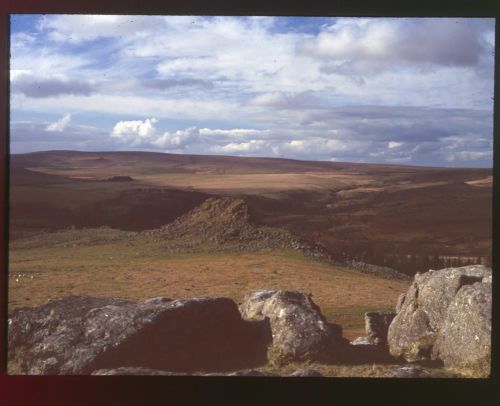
271 137 349 159
388 141 403 149
153 127 199 149
45 113 72 132
11 93 237 121
38 15 166 43
298 18 492 75
446 150 493 162
111 118 158 144
211 140 268 154
199 128 271 138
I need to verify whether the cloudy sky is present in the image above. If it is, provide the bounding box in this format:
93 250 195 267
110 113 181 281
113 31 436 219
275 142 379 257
10 15 495 167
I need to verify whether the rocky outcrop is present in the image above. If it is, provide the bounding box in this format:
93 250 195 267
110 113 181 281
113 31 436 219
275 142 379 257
387 265 491 377
149 197 300 252
239 290 343 365
8 295 271 375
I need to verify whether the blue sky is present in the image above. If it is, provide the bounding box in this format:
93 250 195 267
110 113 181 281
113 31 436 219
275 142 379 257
9 15 495 167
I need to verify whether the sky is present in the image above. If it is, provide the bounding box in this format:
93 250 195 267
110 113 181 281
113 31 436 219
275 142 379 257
9 15 495 167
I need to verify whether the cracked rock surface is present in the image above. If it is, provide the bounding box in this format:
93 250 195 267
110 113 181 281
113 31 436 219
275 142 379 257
387 265 491 377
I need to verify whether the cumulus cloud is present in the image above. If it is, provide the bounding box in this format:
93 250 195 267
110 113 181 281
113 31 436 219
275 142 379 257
272 137 348 159
153 127 200 149
388 141 403 149
45 114 72 132
111 118 159 144
210 140 268 154
109 119 273 152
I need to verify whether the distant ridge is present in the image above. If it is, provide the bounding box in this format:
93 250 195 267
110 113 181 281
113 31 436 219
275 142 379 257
11 149 490 172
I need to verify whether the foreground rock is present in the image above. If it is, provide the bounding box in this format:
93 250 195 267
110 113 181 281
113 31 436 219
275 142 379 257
432 278 492 375
387 265 491 377
347 311 396 364
352 311 396 346
9 295 271 375
239 290 343 365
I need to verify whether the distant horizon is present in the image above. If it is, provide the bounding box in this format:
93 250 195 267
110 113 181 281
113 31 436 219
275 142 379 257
10 16 495 168
9 148 494 170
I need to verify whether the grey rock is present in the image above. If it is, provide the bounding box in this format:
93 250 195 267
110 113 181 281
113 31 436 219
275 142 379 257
239 290 277 321
395 293 406 313
8 295 271 375
387 265 491 365
364 311 396 346
482 274 492 284
8 296 133 374
349 311 395 348
239 290 341 365
432 281 491 377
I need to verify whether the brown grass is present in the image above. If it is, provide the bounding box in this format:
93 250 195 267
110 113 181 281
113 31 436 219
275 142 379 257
9 237 409 339
258 361 461 378
120 172 375 194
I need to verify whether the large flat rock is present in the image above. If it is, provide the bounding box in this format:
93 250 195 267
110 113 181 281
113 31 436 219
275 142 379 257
9 295 271 375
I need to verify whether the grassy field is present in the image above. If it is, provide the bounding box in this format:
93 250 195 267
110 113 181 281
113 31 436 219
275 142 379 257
9 228 409 339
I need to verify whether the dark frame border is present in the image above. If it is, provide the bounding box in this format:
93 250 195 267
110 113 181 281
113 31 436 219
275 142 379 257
0 1 498 405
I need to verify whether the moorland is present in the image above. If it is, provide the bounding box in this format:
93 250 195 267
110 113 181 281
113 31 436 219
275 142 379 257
8 150 492 344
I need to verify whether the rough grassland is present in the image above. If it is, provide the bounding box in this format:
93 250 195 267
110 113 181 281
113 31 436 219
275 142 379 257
9 229 409 339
